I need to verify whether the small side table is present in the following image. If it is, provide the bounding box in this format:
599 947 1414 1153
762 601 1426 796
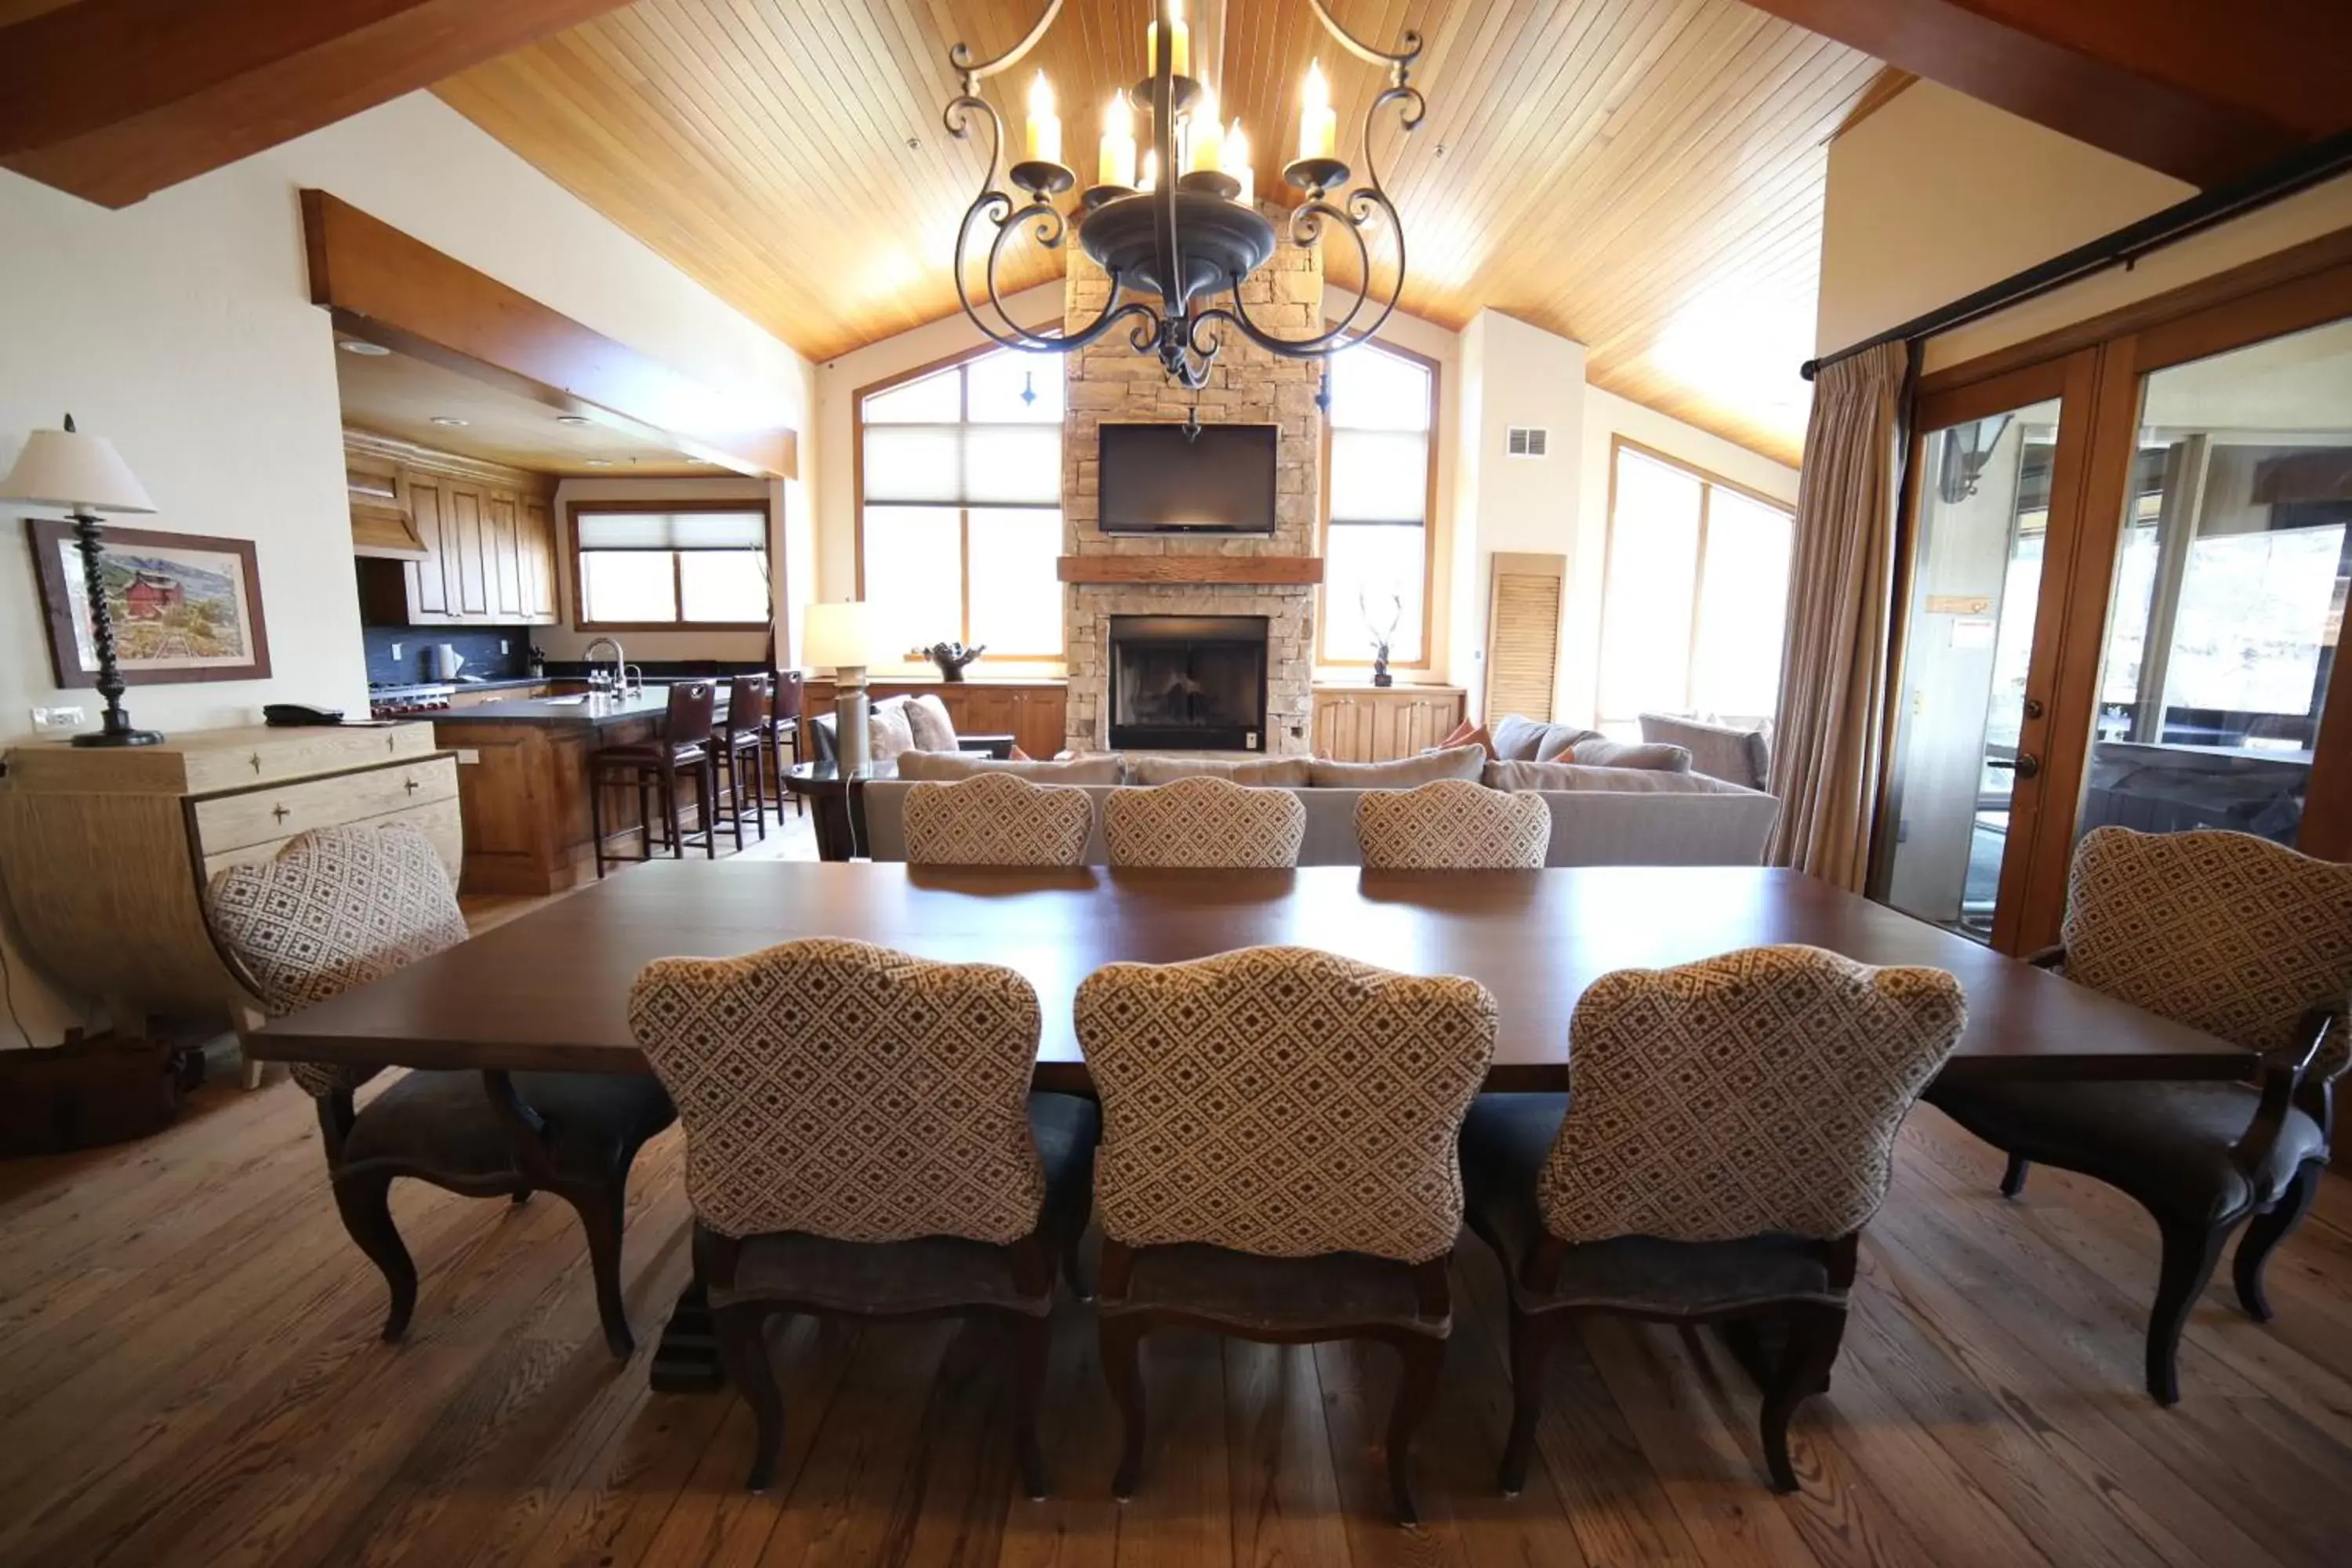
782 760 887 860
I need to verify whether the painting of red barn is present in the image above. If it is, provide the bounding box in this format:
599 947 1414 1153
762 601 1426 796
27 521 272 688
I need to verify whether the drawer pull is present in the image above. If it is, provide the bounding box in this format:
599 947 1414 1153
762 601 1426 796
404 778 419 795
271 804 289 823
250 753 263 774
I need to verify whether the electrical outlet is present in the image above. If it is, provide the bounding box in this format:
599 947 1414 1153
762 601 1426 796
31 705 89 734
390 641 403 662
499 638 510 655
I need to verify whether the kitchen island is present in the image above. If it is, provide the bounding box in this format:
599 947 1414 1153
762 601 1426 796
434 686 734 895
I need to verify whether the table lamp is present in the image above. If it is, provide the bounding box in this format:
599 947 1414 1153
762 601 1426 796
801 600 882 774
2 415 162 746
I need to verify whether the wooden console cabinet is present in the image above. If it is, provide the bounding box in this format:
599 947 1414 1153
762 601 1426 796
804 677 1069 760
1311 684 1468 761
0 723 457 1025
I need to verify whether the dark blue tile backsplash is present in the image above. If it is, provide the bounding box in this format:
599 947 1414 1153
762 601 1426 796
361 626 535 686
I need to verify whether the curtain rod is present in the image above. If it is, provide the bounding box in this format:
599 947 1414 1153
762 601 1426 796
1802 129 2352 383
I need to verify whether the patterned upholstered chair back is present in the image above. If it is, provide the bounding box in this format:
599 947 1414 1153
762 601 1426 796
1355 779 1549 869
205 822 469 1098
902 772 1094 866
1102 775 1305 868
628 938 1047 1243
2061 827 2352 1062
1075 945 1497 1261
1537 945 1965 1243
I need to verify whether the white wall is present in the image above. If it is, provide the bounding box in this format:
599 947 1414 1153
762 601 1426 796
1817 82 2192 360
1449 310 1588 719
0 92 812 1045
1566 388 1802 727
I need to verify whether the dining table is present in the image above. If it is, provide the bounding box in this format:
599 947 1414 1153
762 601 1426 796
248 858 2252 1390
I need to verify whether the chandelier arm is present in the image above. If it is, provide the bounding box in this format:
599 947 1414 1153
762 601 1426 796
949 0 1065 88
949 190 1058 352
1305 0 1423 74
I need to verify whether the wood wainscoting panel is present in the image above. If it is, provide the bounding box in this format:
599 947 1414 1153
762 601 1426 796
1312 685 1468 763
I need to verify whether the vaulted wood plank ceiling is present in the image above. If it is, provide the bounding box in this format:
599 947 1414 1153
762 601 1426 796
440 1 1886 463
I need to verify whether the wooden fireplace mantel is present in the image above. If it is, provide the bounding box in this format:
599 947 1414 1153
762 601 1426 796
1057 555 1324 585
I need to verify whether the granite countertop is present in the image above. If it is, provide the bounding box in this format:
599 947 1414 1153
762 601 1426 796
431 687 727 728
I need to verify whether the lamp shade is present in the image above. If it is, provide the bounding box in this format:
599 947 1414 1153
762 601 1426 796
801 600 883 670
0 426 155 514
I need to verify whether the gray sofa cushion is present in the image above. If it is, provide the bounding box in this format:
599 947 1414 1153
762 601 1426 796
904 693 958 751
1638 713 1772 792
1127 755 1312 786
1563 736 1691 771
1485 760 1733 793
1308 746 1486 788
895 750 1125 785
1491 715 1599 762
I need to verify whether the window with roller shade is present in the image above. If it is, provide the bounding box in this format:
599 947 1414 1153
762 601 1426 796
858 346 1064 659
1320 340 1436 665
572 504 771 627
1595 438 1794 731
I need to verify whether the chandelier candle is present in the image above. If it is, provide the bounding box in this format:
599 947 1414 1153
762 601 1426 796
1223 119 1253 204
1299 60 1338 161
1188 85 1221 173
1148 0 1189 78
1025 71 1061 163
1099 93 1137 188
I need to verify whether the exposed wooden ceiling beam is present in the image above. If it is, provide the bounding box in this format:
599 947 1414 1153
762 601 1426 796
1740 0 2349 187
0 0 633 208
303 191 797 479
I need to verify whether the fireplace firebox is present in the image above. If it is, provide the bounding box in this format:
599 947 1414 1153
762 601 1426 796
1108 615 1269 751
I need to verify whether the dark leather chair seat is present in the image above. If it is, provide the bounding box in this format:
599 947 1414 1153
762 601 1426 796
341 1069 677 1181
1099 1243 1447 1335
1929 1077 2323 1223
708 1093 1098 1316
1461 1091 1840 1313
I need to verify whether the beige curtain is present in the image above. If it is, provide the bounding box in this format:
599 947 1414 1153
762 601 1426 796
1766 341 1910 888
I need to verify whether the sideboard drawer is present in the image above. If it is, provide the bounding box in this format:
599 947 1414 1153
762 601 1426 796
192 756 459 855
178 724 437 795
201 793 463 887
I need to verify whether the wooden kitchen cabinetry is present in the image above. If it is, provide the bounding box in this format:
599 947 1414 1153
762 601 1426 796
349 432 559 626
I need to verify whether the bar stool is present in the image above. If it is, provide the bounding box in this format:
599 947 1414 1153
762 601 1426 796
766 670 805 818
710 675 770 851
590 681 718 878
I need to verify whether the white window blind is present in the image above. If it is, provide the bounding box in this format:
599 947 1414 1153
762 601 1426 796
575 510 767 550
862 424 1061 506
1323 342 1435 664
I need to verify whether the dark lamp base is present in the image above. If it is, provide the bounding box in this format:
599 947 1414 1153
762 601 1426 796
72 726 165 748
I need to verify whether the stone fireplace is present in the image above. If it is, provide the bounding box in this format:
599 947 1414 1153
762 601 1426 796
1108 615 1269 751
1061 226 1324 755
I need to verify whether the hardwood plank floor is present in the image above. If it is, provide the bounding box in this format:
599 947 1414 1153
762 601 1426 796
5 809 2348 1566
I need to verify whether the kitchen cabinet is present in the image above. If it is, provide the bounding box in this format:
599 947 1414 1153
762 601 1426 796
349 432 561 627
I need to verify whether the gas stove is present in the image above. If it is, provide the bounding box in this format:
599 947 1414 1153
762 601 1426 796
367 681 456 719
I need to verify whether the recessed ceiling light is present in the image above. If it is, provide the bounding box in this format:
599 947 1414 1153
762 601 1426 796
429 416 469 427
584 459 612 466
338 339 392 356
556 415 593 426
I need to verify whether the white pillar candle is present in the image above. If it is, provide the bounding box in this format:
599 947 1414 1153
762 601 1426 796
1148 0 1190 78
1025 71 1062 165
1221 118 1253 204
1298 58 1337 162
1098 92 1137 187
1189 85 1222 174
1138 148 1160 193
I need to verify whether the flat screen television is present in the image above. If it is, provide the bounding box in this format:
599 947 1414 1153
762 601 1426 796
1097 422 1278 535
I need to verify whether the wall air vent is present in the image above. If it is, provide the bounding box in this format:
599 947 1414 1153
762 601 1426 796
1507 426 1549 459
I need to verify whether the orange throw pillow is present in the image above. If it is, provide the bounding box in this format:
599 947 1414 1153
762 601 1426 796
1008 745 1033 760
1449 724 1494 757
1436 718 1476 749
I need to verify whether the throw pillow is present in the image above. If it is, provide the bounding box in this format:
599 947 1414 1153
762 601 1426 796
1127 756 1312 786
868 698 916 763
905 693 958 751
894 750 1125 784
1308 745 1487 788
1543 735 1693 771
1009 745 1033 760
1435 717 1477 749
1493 716 1601 762
1484 760 1733 793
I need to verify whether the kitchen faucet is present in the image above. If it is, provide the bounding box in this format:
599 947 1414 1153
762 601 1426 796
582 636 627 695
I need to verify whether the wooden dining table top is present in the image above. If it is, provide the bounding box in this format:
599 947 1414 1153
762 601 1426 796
248 861 2249 1092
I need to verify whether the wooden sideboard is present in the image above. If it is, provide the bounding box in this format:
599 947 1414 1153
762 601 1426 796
0 723 457 1027
804 678 1070 760
1311 684 1468 761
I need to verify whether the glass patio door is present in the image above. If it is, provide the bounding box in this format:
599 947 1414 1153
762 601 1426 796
1878 355 2094 946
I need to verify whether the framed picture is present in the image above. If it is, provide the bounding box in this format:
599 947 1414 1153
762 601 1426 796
24 520 273 688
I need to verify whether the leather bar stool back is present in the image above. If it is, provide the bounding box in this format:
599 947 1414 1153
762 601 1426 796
589 681 719 877
711 676 772 851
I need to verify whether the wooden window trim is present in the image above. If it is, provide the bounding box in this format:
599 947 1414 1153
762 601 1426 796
852 335 1067 659
568 495 775 633
1595 435 1795 723
1318 336 1442 670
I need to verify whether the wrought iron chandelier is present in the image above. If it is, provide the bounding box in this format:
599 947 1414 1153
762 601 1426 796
942 0 1423 389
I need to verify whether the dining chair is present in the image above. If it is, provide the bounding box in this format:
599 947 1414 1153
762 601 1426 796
1927 826 2350 1403
208 822 677 1357
1101 775 1305 868
1074 945 1496 1523
902 772 1094 866
1355 778 1549 869
629 938 1098 1495
1461 945 1964 1494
